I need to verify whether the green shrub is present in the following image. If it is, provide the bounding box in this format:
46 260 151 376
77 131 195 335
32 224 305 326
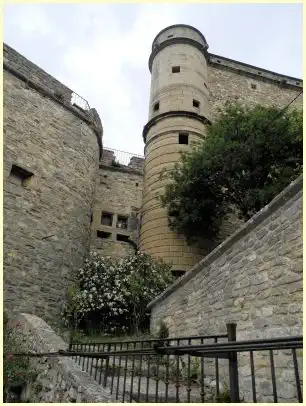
3 314 36 402
62 251 173 336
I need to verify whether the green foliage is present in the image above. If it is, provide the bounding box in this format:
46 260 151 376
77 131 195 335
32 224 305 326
3 313 36 401
157 320 169 340
161 103 302 241
62 251 173 336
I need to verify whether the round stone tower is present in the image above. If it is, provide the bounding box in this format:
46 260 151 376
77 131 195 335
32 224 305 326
139 24 211 275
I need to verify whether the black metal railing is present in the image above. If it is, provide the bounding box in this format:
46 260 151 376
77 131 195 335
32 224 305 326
8 324 302 403
67 324 303 403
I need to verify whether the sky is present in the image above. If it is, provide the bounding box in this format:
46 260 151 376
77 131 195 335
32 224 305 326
4 3 303 157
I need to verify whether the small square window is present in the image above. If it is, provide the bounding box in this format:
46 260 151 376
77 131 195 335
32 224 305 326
193 99 200 108
117 234 130 242
172 66 180 73
97 230 111 239
179 133 189 145
251 84 257 89
153 102 159 112
101 212 113 226
116 215 128 230
9 164 33 185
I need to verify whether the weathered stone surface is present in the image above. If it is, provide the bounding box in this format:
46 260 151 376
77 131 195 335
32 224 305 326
3 45 101 327
12 313 118 402
149 177 302 402
91 158 144 259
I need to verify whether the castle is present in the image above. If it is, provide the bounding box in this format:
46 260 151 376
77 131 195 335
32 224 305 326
3 24 303 325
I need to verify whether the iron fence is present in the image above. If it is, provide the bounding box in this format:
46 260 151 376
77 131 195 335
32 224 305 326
7 324 303 403
102 148 144 168
71 92 90 111
68 324 303 403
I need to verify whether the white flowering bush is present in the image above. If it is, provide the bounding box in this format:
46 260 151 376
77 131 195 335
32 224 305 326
62 251 173 335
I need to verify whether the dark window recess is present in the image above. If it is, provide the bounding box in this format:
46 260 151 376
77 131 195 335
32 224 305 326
172 66 180 73
167 34 174 38
179 133 189 145
101 212 113 226
97 230 111 239
9 164 33 185
116 215 128 229
251 83 257 89
258 72 262 75
216 59 221 63
172 270 185 278
153 102 159 111
204 83 208 89
136 182 139 187
90 214 93 224
117 234 130 242
193 99 200 108
296 81 300 85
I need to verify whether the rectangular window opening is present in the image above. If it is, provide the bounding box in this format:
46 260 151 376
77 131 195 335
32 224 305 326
9 164 33 185
116 215 128 230
172 270 185 278
153 102 159 112
172 66 180 73
179 133 189 145
116 234 130 242
101 211 113 226
167 34 174 38
97 230 111 239
251 83 257 89
193 99 200 108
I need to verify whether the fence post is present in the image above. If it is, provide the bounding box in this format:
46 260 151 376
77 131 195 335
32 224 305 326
103 343 111 387
227 323 240 403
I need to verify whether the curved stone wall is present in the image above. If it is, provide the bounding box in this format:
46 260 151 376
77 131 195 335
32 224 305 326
3 47 102 327
140 25 210 273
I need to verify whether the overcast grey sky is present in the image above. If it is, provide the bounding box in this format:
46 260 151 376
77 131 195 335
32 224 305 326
4 3 302 156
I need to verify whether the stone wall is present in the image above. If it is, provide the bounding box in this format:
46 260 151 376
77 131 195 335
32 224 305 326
149 176 302 402
9 313 116 402
3 44 102 327
207 54 303 121
90 149 144 259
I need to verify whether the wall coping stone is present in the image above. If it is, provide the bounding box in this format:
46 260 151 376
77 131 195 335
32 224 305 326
147 175 303 309
14 313 119 402
208 53 303 89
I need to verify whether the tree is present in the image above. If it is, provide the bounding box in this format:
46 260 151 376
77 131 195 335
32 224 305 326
160 103 302 242
62 251 173 336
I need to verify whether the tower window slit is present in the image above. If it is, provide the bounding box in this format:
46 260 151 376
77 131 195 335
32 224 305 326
153 102 159 111
193 99 200 108
179 133 189 145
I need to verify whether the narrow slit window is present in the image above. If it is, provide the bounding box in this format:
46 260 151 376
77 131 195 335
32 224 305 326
153 102 159 112
193 99 200 108
172 66 180 73
101 212 113 226
167 34 174 38
179 133 189 145
117 234 130 242
116 215 128 230
97 230 111 239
